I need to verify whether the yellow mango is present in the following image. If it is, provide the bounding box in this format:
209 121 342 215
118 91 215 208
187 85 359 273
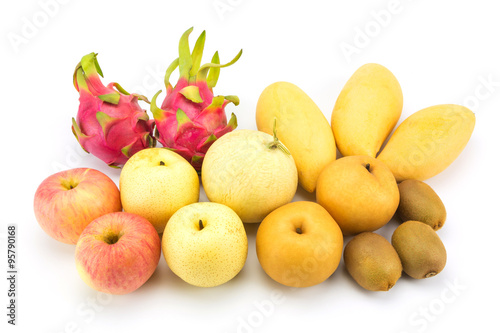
332 63 403 157
256 82 336 192
377 104 475 181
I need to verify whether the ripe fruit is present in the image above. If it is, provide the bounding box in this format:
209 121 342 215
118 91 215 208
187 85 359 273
391 221 447 279
377 104 475 181
332 63 403 157
72 53 156 168
316 155 399 236
75 212 161 294
256 81 337 192
151 27 242 172
34 168 122 244
202 129 297 223
344 232 402 291
119 148 199 233
397 179 447 230
162 202 248 287
256 201 343 288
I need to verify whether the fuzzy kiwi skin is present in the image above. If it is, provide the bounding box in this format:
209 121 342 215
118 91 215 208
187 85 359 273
397 179 446 230
391 221 447 279
344 232 402 291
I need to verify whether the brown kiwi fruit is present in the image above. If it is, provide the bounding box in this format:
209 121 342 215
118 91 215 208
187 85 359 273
391 221 447 279
344 232 402 291
397 179 446 230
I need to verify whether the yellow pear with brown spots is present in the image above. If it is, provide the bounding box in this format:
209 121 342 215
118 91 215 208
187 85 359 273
162 202 248 287
119 148 200 233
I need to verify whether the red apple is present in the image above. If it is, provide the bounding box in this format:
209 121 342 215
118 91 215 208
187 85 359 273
75 212 161 294
34 168 122 244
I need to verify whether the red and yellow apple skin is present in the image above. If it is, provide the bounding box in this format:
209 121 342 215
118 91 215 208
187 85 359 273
34 168 122 244
75 212 161 295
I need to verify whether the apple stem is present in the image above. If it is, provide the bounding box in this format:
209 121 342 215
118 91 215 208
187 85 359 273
159 161 165 166
365 163 371 172
61 179 79 191
199 219 204 230
104 233 120 245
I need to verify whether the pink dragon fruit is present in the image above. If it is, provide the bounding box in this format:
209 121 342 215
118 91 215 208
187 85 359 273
151 27 242 172
72 52 156 168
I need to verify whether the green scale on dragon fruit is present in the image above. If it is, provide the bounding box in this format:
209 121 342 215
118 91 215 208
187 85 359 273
151 27 242 172
72 53 156 168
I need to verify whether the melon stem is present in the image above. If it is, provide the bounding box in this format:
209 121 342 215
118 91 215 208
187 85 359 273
267 118 291 156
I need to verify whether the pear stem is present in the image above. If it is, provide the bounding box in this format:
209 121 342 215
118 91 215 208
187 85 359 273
365 163 371 172
159 161 165 166
199 219 204 230
296 227 302 234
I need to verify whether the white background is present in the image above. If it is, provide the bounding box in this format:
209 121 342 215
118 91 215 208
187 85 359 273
2 0 500 332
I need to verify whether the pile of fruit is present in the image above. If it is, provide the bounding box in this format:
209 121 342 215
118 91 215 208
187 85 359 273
34 28 475 294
